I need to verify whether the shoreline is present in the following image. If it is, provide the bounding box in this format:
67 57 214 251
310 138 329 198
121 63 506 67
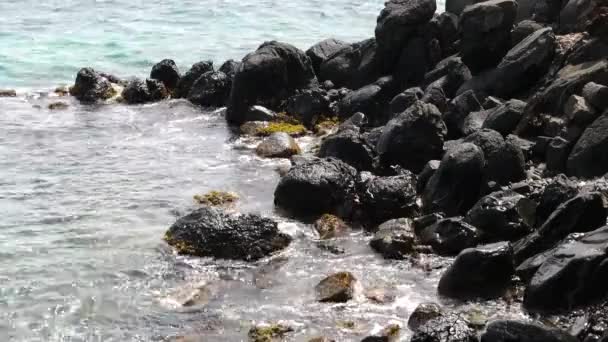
2 0 608 340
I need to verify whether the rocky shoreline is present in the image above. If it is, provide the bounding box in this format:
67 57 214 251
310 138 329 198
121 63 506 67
10 0 608 340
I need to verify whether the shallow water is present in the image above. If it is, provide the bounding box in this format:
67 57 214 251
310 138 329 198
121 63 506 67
0 1 527 341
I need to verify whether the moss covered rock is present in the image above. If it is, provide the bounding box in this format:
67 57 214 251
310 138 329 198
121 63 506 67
164 206 291 261
313 214 349 239
248 324 293 342
315 271 356 303
193 190 239 207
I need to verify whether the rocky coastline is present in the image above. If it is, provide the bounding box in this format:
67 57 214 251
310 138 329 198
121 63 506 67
13 0 608 340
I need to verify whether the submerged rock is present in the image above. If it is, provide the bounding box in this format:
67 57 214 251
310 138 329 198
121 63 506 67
193 190 239 207
422 143 485 216
524 226 608 313
70 67 116 103
438 242 515 300
255 132 300 158
408 303 443 331
0 89 17 97
274 157 357 218
226 41 316 124
313 214 349 240
411 313 478 342
377 101 447 173
481 320 577 342
315 272 356 303
164 206 291 261
150 59 180 90
370 218 416 259
248 324 293 342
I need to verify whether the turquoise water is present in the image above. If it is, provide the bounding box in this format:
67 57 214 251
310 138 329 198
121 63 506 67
0 0 397 88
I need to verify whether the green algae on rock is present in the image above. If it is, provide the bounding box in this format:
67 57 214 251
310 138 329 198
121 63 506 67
248 323 294 342
315 271 356 303
193 190 239 207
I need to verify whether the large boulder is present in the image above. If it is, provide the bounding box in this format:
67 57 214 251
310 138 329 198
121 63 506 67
419 217 480 256
374 0 437 67
443 90 483 139
315 272 356 303
567 112 608 179
164 206 292 261
219 59 240 80
459 26 556 99
524 226 608 313
411 313 479 342
274 157 357 218
394 35 439 89
465 190 533 243
560 0 603 33
285 88 330 127
318 129 375 171
460 0 519 73
377 101 447 173
463 129 526 185
70 67 116 103
445 0 483 16
481 320 578 342
173 61 214 98
226 41 317 124
535 175 579 226
150 59 180 90
357 173 418 225
306 38 349 76
511 20 546 45
513 192 606 264
337 76 399 126
583 82 608 111
438 242 515 300
187 71 230 107
422 143 485 216
482 99 527 136
319 38 382 90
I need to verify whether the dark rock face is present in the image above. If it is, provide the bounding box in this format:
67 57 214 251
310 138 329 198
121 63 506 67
173 61 214 98
419 217 479 256
121 78 168 104
536 175 579 226
564 95 598 127
306 38 349 75
417 160 441 194
374 0 437 66
245 105 278 122
370 218 416 259
286 88 330 127
408 303 443 331
318 129 375 171
164 206 291 261
523 60 608 119
422 143 485 216
429 12 459 57
150 59 180 90
389 87 424 116
70 68 116 103
443 90 483 139
524 226 608 313
394 36 438 89
358 173 418 225
567 113 608 179
459 27 555 99
445 0 483 16
438 242 515 300
377 101 447 173
315 272 356 302
511 20 545 45
583 82 608 111
465 190 533 243
187 71 230 107
546 136 572 173
460 0 519 73
513 192 607 264
274 158 357 218
481 320 578 342
482 99 526 136
219 59 240 80
226 41 317 124
463 129 526 186
410 313 479 342
337 76 398 126
255 132 300 158
319 38 382 90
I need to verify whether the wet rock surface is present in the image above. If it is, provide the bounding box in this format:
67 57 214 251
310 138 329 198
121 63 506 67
315 272 356 303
